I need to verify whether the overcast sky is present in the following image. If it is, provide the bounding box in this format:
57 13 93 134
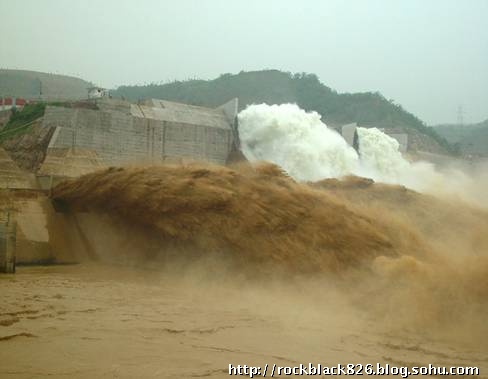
1 0 487 124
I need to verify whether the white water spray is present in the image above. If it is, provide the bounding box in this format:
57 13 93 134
356 126 410 184
238 103 417 183
238 103 358 181
239 104 464 190
238 103 484 205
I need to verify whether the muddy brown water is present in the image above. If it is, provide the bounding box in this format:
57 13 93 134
1 264 487 378
1 164 488 378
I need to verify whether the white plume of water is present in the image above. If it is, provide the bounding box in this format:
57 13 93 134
354 127 441 191
238 103 486 207
238 103 359 181
356 126 410 183
238 103 413 182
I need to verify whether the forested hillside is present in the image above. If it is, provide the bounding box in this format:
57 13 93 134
0 69 92 100
433 119 488 156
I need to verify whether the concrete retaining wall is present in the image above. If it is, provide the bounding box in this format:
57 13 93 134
42 101 233 169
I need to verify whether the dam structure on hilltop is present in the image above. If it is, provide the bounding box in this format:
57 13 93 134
38 97 239 177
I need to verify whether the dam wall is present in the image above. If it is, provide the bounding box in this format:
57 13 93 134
0 98 239 267
40 98 237 175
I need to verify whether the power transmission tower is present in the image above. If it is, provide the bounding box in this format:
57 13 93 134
457 105 464 126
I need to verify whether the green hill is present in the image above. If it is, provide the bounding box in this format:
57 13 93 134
113 70 456 154
0 69 93 100
433 120 488 156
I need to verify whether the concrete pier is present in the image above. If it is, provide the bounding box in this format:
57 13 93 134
0 215 16 273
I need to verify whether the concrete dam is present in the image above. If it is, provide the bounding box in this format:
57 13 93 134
0 97 240 270
38 97 239 178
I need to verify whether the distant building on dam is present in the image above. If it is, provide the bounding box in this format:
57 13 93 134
37 97 239 177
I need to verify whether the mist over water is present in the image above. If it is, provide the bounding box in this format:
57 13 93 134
6 105 486 376
238 103 420 183
238 103 359 181
49 162 488 350
238 103 486 207
41 105 488 367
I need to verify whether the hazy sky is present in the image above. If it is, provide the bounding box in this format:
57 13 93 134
1 0 487 124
